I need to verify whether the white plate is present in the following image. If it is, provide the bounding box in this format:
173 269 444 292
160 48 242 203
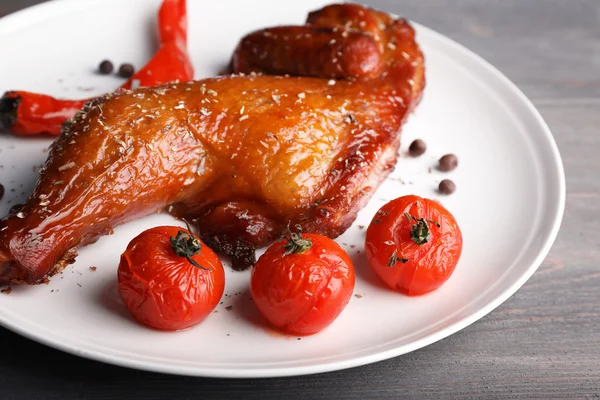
0 0 564 378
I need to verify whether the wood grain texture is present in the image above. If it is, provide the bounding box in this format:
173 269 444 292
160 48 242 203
0 0 599 399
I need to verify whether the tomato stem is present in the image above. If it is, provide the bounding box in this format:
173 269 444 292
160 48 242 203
170 221 210 270
404 213 440 246
283 223 312 256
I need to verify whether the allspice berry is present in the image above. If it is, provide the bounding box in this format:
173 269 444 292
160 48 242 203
98 60 114 75
118 63 135 78
438 179 456 195
408 139 427 157
438 154 458 172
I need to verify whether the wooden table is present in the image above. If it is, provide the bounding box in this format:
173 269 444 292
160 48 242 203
1 1 598 398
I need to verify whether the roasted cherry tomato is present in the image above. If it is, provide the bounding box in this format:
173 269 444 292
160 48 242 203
250 225 355 335
118 225 225 331
366 195 462 296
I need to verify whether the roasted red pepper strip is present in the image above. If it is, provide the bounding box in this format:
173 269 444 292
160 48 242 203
0 0 193 136
121 0 191 91
158 0 188 47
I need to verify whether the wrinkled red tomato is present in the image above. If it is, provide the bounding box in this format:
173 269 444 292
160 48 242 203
250 226 355 335
118 225 225 331
366 195 463 296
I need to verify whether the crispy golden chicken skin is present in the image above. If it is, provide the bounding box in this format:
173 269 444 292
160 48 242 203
0 3 424 284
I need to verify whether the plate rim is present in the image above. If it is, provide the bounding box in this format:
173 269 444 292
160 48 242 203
0 0 566 378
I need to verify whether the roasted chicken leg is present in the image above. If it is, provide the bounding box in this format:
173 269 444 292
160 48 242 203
0 3 425 285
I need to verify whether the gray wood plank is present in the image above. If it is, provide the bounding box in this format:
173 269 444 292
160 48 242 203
0 1 599 399
369 0 600 103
